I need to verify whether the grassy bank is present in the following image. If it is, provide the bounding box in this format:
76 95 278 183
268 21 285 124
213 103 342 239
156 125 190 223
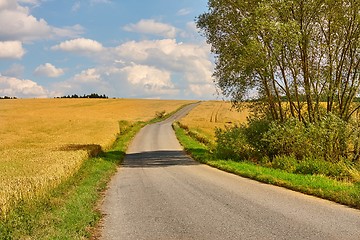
0 121 145 239
173 123 360 210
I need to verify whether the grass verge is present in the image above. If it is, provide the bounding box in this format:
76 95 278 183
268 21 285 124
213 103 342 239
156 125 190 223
173 122 360 210
0 121 145 240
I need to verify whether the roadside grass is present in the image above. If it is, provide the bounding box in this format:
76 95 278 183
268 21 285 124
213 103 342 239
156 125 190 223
0 121 145 239
0 98 193 216
173 123 360 210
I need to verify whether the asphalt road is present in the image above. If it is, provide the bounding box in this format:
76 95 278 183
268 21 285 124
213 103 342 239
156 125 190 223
100 103 360 240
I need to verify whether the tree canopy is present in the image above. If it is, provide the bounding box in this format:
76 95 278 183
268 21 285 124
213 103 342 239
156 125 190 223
197 0 360 122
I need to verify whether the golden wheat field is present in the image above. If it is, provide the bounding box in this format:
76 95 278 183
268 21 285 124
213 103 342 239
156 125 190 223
179 101 249 142
0 98 193 215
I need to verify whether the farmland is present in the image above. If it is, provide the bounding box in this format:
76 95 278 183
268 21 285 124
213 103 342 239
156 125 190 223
0 98 193 215
178 101 249 143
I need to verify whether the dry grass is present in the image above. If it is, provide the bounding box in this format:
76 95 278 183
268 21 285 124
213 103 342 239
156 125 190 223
179 101 249 142
0 98 193 215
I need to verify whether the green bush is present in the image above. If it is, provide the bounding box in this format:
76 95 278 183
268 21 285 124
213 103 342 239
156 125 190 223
263 114 355 162
263 118 312 159
296 157 350 180
271 155 298 173
307 114 349 162
214 112 360 180
215 125 251 161
242 117 271 156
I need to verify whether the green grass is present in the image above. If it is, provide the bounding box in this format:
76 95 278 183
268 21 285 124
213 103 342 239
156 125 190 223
173 123 360 209
0 121 145 240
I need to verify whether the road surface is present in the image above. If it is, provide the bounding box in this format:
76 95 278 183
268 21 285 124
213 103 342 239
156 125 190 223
100 103 360 240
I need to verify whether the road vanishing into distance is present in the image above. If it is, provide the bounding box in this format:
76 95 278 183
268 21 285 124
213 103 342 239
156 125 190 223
100 103 360 240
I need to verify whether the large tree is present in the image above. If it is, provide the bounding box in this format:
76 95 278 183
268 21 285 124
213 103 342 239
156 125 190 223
197 0 360 122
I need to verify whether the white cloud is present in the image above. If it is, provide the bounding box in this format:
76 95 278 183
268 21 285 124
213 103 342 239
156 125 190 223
188 84 217 97
114 39 213 84
51 67 112 97
73 68 101 83
123 19 177 38
177 8 191 16
52 24 84 39
0 41 25 59
77 38 215 98
18 0 40 5
0 75 51 98
0 1 83 42
121 64 176 94
47 36 215 99
51 38 104 53
34 63 65 78
0 0 17 10
0 3 50 41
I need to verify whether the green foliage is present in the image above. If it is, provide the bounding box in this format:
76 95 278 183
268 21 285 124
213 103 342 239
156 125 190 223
214 125 251 161
174 121 360 210
296 158 350 181
214 117 271 161
264 114 354 161
176 122 213 146
213 113 360 182
242 117 271 156
197 0 360 122
173 123 211 163
271 155 298 173
269 155 351 181
264 118 311 158
308 114 349 162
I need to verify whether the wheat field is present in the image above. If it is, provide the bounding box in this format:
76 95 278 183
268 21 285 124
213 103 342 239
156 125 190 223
0 98 193 215
179 101 249 142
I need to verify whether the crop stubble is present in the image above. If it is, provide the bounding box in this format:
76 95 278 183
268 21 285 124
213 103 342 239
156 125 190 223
179 101 249 141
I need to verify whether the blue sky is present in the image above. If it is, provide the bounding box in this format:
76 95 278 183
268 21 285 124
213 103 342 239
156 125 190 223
0 0 218 99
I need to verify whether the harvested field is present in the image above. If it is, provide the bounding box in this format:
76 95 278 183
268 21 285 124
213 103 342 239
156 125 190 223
0 98 193 215
178 101 249 143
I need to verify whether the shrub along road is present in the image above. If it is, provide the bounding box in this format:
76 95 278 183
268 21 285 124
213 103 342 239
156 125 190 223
100 103 360 240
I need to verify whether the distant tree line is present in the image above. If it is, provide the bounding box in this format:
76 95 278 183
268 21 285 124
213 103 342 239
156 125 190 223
0 96 17 99
57 93 109 99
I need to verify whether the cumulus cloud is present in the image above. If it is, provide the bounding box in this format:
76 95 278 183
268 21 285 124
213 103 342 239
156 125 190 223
121 64 177 95
51 38 104 53
73 68 101 83
34 63 65 78
0 41 25 59
50 37 215 99
188 84 217 97
0 75 50 98
123 19 177 38
114 39 213 83
116 39 215 98
0 1 83 42
51 67 113 97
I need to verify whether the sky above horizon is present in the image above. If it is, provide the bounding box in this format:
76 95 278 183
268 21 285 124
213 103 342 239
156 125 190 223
0 0 220 100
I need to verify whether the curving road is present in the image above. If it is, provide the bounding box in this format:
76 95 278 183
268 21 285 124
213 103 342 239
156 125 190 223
100 103 360 240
